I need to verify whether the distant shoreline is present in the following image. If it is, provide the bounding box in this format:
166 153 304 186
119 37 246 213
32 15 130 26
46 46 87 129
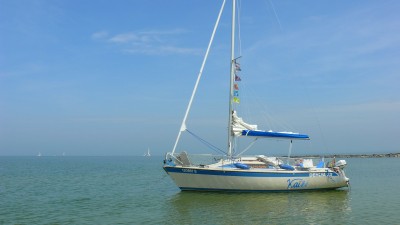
291 153 400 158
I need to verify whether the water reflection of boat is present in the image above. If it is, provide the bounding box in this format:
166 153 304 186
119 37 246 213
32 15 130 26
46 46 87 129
166 190 350 224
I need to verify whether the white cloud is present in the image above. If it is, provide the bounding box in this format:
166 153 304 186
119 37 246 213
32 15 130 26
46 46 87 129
91 29 199 55
123 45 201 55
109 32 139 43
91 31 109 40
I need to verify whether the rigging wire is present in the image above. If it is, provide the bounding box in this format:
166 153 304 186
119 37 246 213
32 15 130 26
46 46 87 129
233 0 295 155
186 129 227 155
171 0 226 154
234 0 294 133
236 138 259 156
236 0 243 56
268 0 283 32
239 79 296 132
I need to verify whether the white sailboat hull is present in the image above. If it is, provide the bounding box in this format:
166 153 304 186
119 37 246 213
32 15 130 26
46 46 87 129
163 0 351 192
164 166 348 192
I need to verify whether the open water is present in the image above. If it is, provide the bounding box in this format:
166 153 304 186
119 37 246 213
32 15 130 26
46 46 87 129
1 156 399 224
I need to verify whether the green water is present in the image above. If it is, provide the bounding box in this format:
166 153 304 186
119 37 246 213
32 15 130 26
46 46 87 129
1 156 399 224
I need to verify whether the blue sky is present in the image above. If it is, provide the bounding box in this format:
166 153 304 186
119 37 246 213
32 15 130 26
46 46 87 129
1 0 399 156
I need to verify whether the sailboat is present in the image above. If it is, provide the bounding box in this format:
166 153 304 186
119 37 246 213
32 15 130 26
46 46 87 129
163 0 349 192
144 148 151 157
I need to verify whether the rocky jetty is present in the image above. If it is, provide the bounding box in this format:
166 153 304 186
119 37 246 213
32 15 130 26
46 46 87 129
291 153 400 158
334 153 400 158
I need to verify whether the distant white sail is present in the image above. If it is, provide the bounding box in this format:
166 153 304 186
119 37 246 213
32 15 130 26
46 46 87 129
144 148 151 157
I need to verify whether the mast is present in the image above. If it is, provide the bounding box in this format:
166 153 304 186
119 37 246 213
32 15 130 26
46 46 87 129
227 0 236 158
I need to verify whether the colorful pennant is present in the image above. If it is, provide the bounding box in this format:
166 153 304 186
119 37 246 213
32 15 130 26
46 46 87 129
235 63 241 71
235 75 241 81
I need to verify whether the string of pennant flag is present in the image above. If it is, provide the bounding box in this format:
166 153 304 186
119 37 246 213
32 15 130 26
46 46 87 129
233 59 241 104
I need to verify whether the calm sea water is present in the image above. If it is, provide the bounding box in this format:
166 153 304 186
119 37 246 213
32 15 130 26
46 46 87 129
1 156 399 224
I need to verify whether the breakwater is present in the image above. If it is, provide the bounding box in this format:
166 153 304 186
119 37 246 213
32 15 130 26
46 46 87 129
292 153 400 158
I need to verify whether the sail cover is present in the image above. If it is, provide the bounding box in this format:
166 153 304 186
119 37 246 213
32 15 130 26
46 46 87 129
232 111 258 136
232 111 310 140
242 130 310 140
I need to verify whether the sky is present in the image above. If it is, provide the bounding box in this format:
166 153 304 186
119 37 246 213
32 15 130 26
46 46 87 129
1 0 399 156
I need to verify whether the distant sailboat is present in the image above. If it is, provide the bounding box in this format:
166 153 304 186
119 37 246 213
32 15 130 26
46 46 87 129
37 152 42 157
144 148 151 157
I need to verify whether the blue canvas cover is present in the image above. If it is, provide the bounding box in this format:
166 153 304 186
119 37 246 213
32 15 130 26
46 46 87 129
242 130 310 140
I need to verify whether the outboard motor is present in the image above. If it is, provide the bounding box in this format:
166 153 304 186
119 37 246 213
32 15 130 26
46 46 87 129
335 160 347 169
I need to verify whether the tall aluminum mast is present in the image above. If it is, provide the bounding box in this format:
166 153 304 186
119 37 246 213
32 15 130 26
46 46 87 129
227 0 236 158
